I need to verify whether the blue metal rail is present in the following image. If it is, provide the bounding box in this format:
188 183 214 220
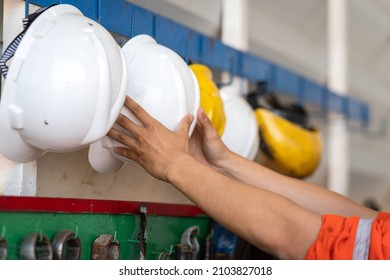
28 0 370 123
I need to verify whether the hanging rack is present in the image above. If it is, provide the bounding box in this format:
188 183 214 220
27 0 371 126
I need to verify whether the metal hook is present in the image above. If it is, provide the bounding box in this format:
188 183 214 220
0 226 6 238
348 117 387 139
73 226 79 239
112 231 117 243
97 0 102 23
347 101 387 138
128 239 140 243
308 88 329 120
25 0 29 17
131 15 135 38
256 81 270 96
180 225 200 260
39 229 43 242
184 42 189 65
153 245 175 260
139 205 148 260
246 81 271 109
363 117 387 139
217 57 235 88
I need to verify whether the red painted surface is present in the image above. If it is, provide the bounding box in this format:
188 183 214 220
0 196 206 217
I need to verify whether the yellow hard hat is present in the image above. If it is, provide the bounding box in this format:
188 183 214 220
189 64 226 136
255 108 322 178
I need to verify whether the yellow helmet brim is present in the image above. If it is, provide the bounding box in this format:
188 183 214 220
190 64 226 136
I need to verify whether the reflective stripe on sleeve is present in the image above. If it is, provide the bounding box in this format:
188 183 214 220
353 218 373 260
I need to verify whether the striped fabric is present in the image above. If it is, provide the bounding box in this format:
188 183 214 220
0 30 26 78
0 6 54 78
352 218 373 260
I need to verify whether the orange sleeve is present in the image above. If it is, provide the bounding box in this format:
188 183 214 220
305 215 360 260
368 212 390 259
305 212 390 260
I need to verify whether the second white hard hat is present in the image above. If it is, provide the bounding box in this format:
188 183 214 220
88 35 200 173
220 86 259 160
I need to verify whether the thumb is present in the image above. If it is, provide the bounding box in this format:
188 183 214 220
177 114 194 135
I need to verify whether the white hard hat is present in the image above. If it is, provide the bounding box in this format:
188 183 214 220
88 35 200 173
0 4 127 162
220 86 259 160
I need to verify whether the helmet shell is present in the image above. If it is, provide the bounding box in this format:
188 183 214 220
0 4 127 162
255 108 322 178
220 86 259 160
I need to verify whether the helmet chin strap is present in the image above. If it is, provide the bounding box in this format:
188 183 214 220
0 5 56 79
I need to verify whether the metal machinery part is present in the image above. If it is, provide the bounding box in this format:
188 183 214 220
20 233 53 260
107 239 120 260
52 230 81 260
175 244 193 260
203 232 212 260
180 225 200 260
139 205 147 260
91 234 120 260
158 244 175 260
0 238 7 260
158 251 171 260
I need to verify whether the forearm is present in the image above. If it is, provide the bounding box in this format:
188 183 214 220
217 151 378 219
167 155 321 259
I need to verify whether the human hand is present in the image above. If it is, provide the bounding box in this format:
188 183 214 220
107 96 194 182
189 108 231 172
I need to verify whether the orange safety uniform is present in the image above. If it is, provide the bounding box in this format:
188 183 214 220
305 212 390 259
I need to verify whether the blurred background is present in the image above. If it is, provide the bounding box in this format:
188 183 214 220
1 0 389 212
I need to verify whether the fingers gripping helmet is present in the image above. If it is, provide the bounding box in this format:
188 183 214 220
88 35 200 173
0 4 127 162
189 64 226 136
220 86 259 160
